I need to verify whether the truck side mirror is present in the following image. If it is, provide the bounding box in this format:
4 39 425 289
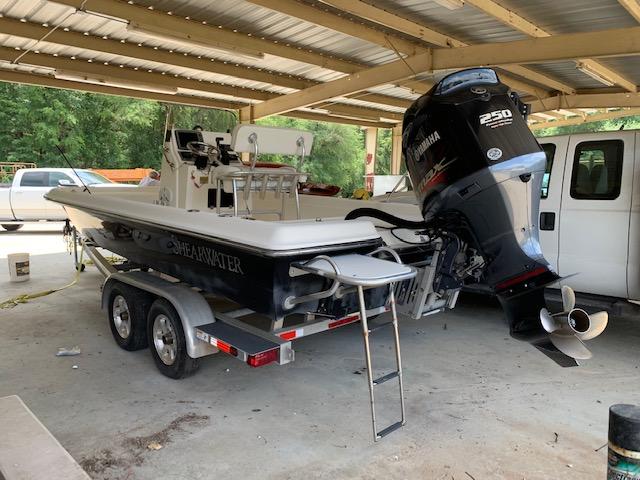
58 179 74 186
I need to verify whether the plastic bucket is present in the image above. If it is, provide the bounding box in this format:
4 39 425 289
7 253 30 282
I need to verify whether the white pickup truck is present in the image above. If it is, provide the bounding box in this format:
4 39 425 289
538 129 640 303
0 168 126 231
379 129 640 306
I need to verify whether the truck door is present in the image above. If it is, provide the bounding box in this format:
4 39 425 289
538 137 569 273
11 171 51 220
46 171 74 220
558 132 635 298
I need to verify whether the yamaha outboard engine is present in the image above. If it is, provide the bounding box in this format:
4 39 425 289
402 68 574 365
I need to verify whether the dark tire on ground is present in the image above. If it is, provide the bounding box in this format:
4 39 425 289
147 298 199 379
106 283 153 351
1 224 23 231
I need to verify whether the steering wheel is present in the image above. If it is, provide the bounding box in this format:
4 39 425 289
185 141 221 169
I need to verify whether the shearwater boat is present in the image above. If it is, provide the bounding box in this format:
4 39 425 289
47 68 607 365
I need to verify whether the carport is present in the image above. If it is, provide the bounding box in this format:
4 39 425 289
1 1 640 479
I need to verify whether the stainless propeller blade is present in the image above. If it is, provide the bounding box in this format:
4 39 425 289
538 286 607 362
549 331 593 360
577 310 608 341
561 285 576 312
540 308 558 333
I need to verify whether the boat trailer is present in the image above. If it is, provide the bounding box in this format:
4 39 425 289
80 239 458 441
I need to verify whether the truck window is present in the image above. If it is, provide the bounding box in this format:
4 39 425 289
48 172 73 186
540 143 556 199
570 140 623 200
19 171 48 187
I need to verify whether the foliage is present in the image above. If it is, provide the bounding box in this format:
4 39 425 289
257 115 367 196
375 128 392 175
534 115 640 138
0 83 383 196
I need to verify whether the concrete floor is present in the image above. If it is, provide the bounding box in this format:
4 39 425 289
1 224 639 480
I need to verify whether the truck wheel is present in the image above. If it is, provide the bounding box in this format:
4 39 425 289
107 284 151 351
1 224 23 232
147 298 199 379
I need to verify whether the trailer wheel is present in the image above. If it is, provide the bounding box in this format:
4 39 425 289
1 224 23 232
107 284 151 351
147 298 199 379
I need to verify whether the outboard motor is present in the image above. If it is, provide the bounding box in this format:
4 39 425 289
402 68 579 365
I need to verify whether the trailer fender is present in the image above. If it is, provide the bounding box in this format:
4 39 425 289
102 271 218 359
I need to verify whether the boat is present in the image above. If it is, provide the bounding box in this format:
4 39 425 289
47 68 606 364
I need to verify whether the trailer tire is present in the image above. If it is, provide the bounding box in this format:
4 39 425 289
107 284 151 351
147 298 199 379
1 224 23 231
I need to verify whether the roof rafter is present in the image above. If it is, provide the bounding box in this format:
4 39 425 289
0 68 394 128
530 92 640 112
0 16 412 109
319 0 571 95
619 0 640 23
530 107 640 130
0 46 403 122
52 0 362 73
243 26 640 119
51 0 432 104
464 0 638 92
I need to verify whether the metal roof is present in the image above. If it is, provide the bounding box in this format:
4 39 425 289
0 0 638 126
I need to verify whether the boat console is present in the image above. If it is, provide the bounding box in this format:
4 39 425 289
162 125 311 219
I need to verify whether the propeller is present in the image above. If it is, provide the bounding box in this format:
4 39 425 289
539 286 608 360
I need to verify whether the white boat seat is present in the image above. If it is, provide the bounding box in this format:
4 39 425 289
296 254 417 287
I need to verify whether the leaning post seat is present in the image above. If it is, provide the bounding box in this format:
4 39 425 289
211 125 314 218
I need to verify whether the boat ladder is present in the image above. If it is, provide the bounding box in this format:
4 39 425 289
290 248 416 441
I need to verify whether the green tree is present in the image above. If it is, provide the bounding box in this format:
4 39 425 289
0 83 373 195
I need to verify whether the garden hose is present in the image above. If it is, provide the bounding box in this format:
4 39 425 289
0 244 85 309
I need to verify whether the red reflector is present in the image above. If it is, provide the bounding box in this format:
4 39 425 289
216 340 238 357
247 348 279 368
280 331 297 340
496 266 548 291
328 314 360 329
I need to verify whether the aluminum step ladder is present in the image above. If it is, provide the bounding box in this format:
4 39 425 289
292 248 417 441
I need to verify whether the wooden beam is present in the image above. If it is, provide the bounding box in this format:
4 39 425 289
317 102 404 121
530 92 640 112
465 0 637 92
283 110 394 128
0 47 276 101
52 0 363 74
21 4 415 109
244 27 640 119
321 0 466 48
530 107 640 130
0 16 314 90
2 47 404 121
321 0 570 95
0 69 243 109
242 50 430 119
0 68 391 127
244 0 425 56
619 0 640 23
390 124 403 175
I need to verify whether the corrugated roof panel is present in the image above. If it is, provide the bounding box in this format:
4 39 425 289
498 0 637 34
528 61 606 90
0 0 637 120
367 0 530 45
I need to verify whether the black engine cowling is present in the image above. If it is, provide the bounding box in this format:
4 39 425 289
402 68 563 355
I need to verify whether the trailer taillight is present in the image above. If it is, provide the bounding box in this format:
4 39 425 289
247 348 279 368
215 339 238 357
